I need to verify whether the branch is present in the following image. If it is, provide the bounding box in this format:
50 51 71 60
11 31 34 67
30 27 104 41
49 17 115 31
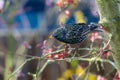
96 0 120 70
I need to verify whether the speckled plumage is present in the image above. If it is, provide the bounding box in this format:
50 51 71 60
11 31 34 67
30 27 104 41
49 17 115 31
52 23 99 44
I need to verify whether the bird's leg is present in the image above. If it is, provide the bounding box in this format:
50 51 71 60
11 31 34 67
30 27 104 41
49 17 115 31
74 44 80 57
68 44 80 57
64 44 69 54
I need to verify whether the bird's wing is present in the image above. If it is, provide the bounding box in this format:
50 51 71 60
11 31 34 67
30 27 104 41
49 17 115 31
65 23 85 31
63 35 87 44
65 23 89 39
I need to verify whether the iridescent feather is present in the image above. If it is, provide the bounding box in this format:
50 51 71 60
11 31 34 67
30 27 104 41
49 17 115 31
52 23 99 44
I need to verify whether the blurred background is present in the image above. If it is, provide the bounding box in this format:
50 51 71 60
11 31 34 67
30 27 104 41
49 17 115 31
0 0 117 80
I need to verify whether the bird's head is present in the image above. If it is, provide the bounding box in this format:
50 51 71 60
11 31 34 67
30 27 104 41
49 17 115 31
89 23 98 30
89 23 103 32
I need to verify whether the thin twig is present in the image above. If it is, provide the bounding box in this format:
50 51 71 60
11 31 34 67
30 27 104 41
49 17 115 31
8 57 39 80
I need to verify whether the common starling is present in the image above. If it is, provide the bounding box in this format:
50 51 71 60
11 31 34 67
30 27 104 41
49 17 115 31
52 23 100 44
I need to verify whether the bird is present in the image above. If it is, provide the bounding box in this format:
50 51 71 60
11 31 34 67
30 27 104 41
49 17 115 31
52 23 101 44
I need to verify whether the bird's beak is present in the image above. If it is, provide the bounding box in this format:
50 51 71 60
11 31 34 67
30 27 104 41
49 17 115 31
93 27 103 32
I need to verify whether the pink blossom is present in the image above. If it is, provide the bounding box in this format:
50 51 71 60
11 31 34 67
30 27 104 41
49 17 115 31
113 71 120 80
42 48 53 55
90 32 99 42
64 10 70 18
0 0 4 10
23 41 31 49
97 75 107 80
35 43 42 48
